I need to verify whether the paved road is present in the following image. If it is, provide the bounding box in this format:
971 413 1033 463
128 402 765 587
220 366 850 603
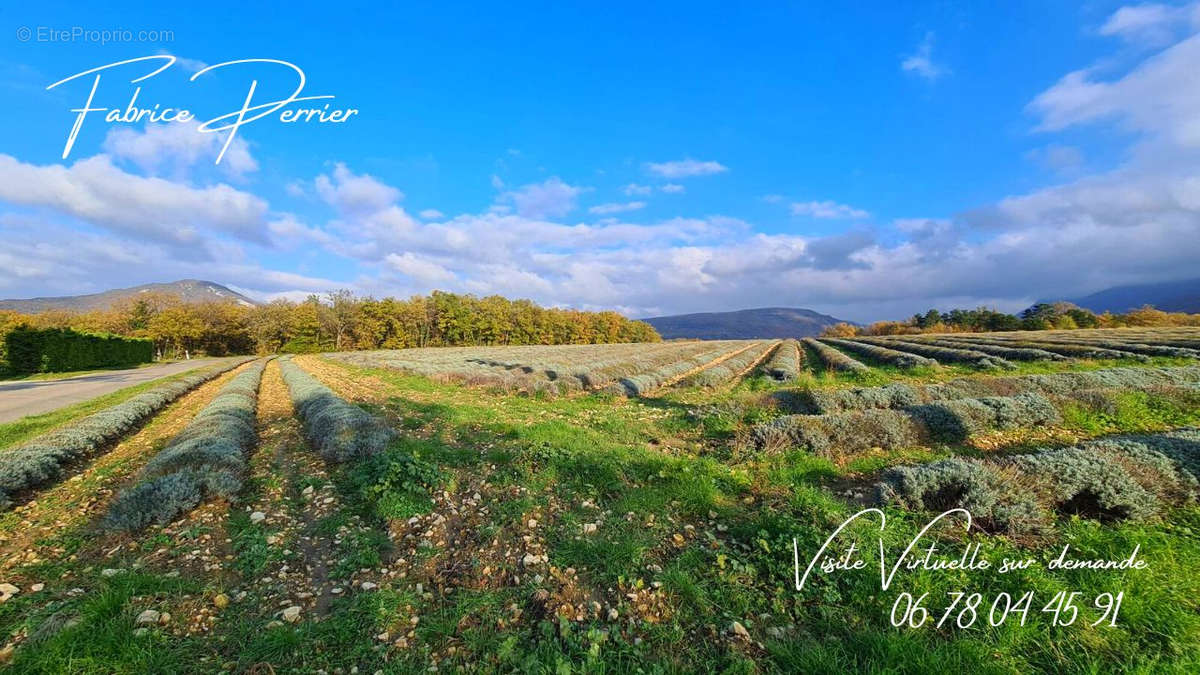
0 359 226 424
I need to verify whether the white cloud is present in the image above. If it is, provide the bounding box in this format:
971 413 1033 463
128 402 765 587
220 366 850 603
1099 2 1200 46
1029 31 1200 148
102 120 258 179
790 200 870 219
645 159 728 178
0 214 342 301
660 183 685 194
315 163 403 213
500 177 584 219
901 32 948 81
0 154 269 247
385 252 456 283
588 201 646 215
156 51 210 74
1024 144 1085 172
623 183 653 196
6 16 1200 323
419 208 445 219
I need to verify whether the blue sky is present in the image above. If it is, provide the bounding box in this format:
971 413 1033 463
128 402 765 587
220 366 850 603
1 1 1198 322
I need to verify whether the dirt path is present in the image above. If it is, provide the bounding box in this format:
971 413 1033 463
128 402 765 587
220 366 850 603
219 359 391 638
295 355 672 645
0 362 250 576
0 358 229 424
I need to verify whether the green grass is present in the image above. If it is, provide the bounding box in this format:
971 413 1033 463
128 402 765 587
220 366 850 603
4 572 211 673
0 366 212 450
1 353 1197 673
310 359 1200 672
1060 389 1200 435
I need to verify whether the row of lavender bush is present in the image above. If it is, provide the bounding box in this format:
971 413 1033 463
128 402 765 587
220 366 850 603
877 428 1200 533
762 339 804 381
753 392 1062 456
278 357 395 462
783 365 1200 415
104 359 269 531
802 338 868 373
0 357 253 509
820 338 937 370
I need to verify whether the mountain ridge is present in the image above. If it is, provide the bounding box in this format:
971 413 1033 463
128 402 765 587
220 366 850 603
641 306 851 339
1061 277 1200 314
0 280 260 313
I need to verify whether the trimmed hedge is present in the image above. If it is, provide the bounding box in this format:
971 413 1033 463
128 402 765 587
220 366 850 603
779 365 1200 414
907 393 1061 442
763 339 804 381
679 341 777 388
0 357 253 509
104 358 268 531
877 459 1042 533
753 392 1061 456
4 326 153 374
1029 338 1200 359
945 337 1149 362
802 338 868 373
876 428 1200 533
856 337 1013 370
279 357 394 462
606 342 757 396
821 338 938 369
917 338 1067 362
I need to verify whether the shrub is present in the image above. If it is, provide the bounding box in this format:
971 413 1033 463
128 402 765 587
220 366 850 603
821 338 938 369
1119 337 1200 350
104 359 268 531
802 338 868 373
856 338 1014 370
877 459 1044 533
752 408 924 456
876 429 1200 533
784 382 923 414
1060 340 1200 359
1008 448 1160 521
278 357 395 462
917 338 1067 362
4 326 154 374
755 393 1060 454
607 342 758 395
0 357 253 507
762 339 804 381
948 338 1149 362
907 393 1061 442
327 342 724 395
680 341 777 388
772 365 1200 415
102 469 209 532
1084 428 1200 486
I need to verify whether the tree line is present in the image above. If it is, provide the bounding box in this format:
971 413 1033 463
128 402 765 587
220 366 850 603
822 302 1200 337
0 290 661 360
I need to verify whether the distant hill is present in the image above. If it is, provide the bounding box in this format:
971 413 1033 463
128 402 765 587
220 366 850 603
1065 278 1200 314
641 307 851 339
0 280 259 313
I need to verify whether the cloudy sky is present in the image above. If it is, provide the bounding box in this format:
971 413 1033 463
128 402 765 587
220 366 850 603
1 1 1198 322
